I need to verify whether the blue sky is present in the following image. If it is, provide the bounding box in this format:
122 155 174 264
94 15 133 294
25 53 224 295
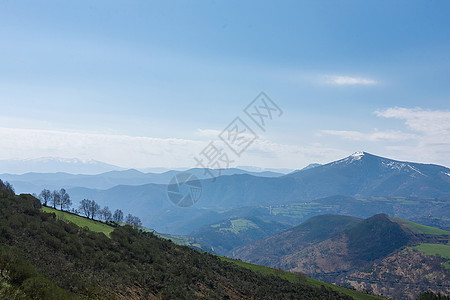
0 0 449 169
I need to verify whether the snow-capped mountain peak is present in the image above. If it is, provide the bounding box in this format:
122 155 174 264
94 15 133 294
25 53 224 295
351 151 365 157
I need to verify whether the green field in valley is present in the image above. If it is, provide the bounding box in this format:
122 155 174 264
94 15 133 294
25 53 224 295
218 218 258 233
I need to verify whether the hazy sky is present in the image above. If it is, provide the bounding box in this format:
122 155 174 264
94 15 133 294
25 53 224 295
1 0 449 169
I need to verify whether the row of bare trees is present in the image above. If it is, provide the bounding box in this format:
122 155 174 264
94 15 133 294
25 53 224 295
38 189 141 227
78 199 141 227
38 188 72 211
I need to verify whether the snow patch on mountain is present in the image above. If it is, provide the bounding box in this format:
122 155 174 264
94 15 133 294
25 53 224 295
351 151 365 158
332 152 366 166
407 165 427 177
381 160 407 171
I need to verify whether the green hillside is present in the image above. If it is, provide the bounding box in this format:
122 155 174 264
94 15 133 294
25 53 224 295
391 217 450 235
42 207 206 250
0 192 355 299
42 207 114 236
410 243 450 269
43 205 375 297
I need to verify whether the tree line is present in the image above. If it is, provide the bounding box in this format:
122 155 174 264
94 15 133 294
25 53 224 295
37 188 141 227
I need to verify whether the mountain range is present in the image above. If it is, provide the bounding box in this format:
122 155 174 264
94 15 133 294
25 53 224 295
62 152 450 234
1 152 449 299
195 151 450 209
1 152 449 236
1 167 283 194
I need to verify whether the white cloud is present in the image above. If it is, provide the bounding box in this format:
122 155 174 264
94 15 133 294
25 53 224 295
375 107 450 136
234 138 348 169
319 107 450 167
374 107 450 166
0 127 205 169
0 127 348 170
320 129 415 141
326 75 377 86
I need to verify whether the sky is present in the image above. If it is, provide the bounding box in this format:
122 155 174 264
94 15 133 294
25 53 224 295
0 0 450 170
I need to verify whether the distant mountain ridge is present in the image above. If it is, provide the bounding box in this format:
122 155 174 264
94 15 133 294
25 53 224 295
1 167 283 194
196 151 450 209
284 151 450 199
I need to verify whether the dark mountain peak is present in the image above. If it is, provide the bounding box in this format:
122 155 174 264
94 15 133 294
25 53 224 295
346 213 410 261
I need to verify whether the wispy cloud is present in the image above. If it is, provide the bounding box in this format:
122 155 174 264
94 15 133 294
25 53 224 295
320 107 450 167
0 127 348 170
375 107 450 136
325 75 377 86
0 127 205 169
320 129 415 141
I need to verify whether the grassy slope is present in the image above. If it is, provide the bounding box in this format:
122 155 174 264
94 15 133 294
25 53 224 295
219 257 383 300
410 243 450 269
41 207 372 299
42 207 202 248
42 207 114 236
391 217 450 235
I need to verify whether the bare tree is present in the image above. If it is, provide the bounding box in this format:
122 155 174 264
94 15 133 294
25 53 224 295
50 190 61 209
101 206 112 221
113 209 124 223
125 214 142 228
59 188 72 211
89 200 100 220
79 199 91 219
125 213 133 224
38 189 51 206
132 216 142 227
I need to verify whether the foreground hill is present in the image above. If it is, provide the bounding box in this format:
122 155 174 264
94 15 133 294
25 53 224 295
37 206 384 300
0 190 357 299
235 214 450 299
